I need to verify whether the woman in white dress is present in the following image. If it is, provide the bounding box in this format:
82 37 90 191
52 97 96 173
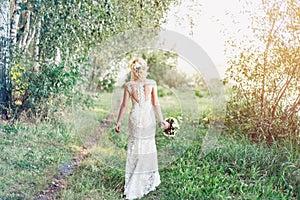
115 57 169 199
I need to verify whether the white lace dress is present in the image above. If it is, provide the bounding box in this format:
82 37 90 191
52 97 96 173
124 79 163 199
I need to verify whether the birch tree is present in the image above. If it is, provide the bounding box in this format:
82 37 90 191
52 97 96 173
10 0 21 46
0 0 10 119
6 0 178 119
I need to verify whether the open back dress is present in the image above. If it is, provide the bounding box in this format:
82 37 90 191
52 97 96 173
124 79 162 199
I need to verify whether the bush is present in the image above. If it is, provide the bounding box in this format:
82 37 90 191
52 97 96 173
10 61 82 120
194 89 203 98
223 0 299 145
157 86 173 97
225 86 300 145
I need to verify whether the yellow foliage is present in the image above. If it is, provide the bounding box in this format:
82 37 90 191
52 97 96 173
68 145 84 152
14 100 22 106
11 64 28 97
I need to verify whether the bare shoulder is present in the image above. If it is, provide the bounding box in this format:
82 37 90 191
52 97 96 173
124 82 134 94
124 81 134 87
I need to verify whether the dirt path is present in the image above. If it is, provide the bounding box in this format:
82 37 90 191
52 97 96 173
34 113 115 200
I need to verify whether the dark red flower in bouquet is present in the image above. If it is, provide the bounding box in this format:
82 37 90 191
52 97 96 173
163 117 180 137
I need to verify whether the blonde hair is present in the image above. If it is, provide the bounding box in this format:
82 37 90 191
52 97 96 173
129 57 148 81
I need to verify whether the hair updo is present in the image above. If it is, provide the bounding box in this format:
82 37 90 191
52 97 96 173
129 57 149 81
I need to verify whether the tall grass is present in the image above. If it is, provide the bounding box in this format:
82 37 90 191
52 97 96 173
146 136 299 199
56 87 299 199
56 126 299 199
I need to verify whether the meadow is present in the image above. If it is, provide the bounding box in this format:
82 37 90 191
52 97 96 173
1 87 298 199
2 0 299 199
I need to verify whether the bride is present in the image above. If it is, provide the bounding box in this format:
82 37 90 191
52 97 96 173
115 57 170 199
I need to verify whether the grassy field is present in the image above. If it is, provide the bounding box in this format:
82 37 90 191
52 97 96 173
0 121 75 198
0 92 113 199
57 87 299 199
1 87 299 199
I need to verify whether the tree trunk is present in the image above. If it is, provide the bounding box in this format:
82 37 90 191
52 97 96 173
10 0 21 46
18 9 31 51
55 47 62 64
0 0 11 119
33 20 41 71
24 26 36 53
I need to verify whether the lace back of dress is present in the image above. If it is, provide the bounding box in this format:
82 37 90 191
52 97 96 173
138 84 145 104
128 82 151 106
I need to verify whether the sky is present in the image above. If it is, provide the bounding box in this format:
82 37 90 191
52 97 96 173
116 0 260 85
162 0 259 78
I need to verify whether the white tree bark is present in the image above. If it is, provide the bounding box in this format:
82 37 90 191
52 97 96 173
55 47 62 64
0 0 11 118
33 20 41 71
23 26 35 53
18 9 31 50
10 0 22 46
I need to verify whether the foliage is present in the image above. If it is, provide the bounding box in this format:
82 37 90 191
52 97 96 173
122 50 189 89
146 50 175 85
191 73 207 90
224 0 300 144
157 86 173 97
6 0 179 119
10 59 84 119
146 50 189 88
194 89 203 98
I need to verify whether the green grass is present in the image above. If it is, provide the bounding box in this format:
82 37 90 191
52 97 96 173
2 88 299 199
145 136 300 199
56 128 300 199
56 87 299 199
0 92 113 199
0 122 75 199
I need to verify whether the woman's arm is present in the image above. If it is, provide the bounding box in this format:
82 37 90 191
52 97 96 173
151 83 169 129
115 86 130 132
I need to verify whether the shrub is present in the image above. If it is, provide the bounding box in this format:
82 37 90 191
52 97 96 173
194 89 203 98
157 86 173 97
10 61 82 120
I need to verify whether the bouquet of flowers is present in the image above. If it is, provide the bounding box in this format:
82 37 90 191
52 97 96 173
163 117 180 137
